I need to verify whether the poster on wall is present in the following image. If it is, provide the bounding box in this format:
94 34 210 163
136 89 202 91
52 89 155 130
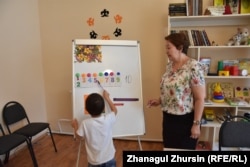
72 39 145 138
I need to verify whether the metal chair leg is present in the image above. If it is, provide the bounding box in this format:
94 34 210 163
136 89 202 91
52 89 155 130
27 140 38 167
48 127 57 152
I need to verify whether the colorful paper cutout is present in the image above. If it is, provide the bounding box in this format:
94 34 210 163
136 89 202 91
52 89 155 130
86 9 123 39
74 45 102 63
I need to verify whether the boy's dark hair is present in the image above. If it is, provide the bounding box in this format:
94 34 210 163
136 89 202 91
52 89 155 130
85 93 105 116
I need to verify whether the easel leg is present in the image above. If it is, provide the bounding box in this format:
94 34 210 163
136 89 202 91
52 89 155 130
138 136 142 150
76 139 82 167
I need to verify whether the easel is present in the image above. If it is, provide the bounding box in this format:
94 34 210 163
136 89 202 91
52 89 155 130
75 135 143 167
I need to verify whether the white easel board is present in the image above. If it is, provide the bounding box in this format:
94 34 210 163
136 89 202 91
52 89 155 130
72 39 145 137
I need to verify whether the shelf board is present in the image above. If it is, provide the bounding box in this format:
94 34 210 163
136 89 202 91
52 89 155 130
202 120 221 128
190 45 250 49
169 14 250 27
205 76 250 79
204 102 250 108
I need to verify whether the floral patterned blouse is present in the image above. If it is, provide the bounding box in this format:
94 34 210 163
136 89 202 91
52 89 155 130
160 58 205 115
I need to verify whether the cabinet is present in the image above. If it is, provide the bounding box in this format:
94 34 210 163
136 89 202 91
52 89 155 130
168 14 250 150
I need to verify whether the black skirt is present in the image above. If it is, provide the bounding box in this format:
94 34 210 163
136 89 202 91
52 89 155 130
162 111 198 150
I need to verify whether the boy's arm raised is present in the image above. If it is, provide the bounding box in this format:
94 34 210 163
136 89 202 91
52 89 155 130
103 90 117 115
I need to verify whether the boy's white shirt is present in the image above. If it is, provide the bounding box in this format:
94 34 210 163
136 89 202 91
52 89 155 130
77 112 116 165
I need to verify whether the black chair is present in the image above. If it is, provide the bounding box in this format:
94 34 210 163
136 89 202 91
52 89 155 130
0 123 38 167
2 101 57 155
219 115 250 151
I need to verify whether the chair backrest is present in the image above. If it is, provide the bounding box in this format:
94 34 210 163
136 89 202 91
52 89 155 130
0 124 5 136
2 101 30 133
219 115 250 150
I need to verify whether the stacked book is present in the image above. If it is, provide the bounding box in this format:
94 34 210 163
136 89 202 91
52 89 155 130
169 3 187 16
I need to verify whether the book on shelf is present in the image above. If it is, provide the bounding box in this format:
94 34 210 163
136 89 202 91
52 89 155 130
225 97 248 106
169 3 187 16
171 29 211 46
190 30 211 46
186 0 203 16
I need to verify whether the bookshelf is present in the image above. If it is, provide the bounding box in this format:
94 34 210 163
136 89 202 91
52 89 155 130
168 14 250 150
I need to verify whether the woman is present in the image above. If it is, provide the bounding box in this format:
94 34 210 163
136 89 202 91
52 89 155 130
147 33 206 150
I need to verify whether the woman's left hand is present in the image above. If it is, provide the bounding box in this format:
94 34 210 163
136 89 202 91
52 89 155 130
190 125 200 139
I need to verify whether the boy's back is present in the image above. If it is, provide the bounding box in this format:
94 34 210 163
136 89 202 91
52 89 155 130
72 90 117 166
77 112 116 165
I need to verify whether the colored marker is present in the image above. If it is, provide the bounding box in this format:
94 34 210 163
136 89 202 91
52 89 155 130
113 98 139 101
114 103 124 106
97 80 104 90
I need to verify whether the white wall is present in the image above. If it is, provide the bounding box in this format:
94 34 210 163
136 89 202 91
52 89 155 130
0 0 46 125
1 0 214 142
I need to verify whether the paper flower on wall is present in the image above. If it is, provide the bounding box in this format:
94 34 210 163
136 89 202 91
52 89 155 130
86 9 123 39
87 17 94 26
114 28 122 37
90 30 98 39
100 9 109 17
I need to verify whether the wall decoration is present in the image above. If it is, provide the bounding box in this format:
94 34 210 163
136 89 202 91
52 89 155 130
100 9 110 17
86 9 123 39
89 30 98 39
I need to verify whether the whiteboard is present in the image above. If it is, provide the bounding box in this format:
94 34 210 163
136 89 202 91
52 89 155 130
72 39 145 137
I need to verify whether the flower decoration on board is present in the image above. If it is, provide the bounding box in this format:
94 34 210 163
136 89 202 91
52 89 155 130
74 45 102 63
86 9 123 39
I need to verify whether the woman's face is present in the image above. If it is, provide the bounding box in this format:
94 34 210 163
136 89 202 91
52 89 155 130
165 40 179 62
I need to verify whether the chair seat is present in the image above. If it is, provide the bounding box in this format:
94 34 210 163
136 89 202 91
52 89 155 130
14 122 49 137
0 134 27 154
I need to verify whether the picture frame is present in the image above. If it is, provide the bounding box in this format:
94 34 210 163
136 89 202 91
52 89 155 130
229 0 240 14
240 0 250 14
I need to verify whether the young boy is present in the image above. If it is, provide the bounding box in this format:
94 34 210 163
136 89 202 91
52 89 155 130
72 90 117 167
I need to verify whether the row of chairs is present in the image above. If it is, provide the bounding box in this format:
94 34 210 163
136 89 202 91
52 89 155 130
0 101 57 167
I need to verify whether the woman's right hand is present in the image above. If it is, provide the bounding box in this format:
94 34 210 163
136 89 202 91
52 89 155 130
147 98 161 108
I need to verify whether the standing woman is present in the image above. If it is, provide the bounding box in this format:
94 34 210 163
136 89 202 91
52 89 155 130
148 33 206 150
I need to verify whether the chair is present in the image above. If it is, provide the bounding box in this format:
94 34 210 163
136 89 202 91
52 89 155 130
0 123 38 167
2 101 57 155
219 115 250 151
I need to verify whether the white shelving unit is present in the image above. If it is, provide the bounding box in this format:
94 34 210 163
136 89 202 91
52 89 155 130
168 14 250 150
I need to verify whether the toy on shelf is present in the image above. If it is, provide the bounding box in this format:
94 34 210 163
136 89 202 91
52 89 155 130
212 82 224 103
227 27 249 46
223 0 232 15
